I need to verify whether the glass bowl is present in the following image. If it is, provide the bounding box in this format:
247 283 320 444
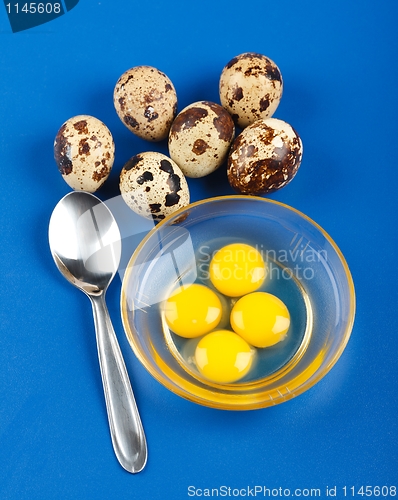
120 196 355 410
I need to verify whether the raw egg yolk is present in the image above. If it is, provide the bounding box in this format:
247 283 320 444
163 283 222 338
209 243 266 297
230 292 290 348
195 330 254 383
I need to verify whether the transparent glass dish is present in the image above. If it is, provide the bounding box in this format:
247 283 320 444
121 196 355 410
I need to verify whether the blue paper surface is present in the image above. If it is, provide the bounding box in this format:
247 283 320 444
0 1 397 498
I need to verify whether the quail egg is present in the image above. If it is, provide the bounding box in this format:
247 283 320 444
114 66 178 142
119 152 190 221
227 118 303 195
54 115 115 192
219 52 283 129
168 101 235 178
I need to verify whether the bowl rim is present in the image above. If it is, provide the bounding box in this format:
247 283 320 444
120 195 356 410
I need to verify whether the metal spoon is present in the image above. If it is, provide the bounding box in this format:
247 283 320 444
48 191 147 474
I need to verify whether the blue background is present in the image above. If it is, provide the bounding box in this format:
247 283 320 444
1 1 397 498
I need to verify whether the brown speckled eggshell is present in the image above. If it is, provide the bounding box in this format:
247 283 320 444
227 118 303 195
119 152 190 221
219 52 283 129
168 101 235 178
114 66 178 142
54 115 115 192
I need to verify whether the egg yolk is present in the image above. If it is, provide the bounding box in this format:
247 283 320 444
230 292 290 348
163 283 222 338
209 243 267 297
195 330 254 383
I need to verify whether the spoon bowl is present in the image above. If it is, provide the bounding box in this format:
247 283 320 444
49 192 120 293
49 191 147 473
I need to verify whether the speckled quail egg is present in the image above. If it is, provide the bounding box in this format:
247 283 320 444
114 66 178 142
119 152 190 221
54 115 115 192
168 101 235 178
227 118 303 195
219 52 283 129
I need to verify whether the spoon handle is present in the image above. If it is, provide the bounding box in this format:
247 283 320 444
90 293 147 473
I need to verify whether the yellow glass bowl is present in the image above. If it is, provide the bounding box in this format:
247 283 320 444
121 196 355 410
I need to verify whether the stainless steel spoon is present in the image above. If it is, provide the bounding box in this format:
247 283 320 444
48 191 147 473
